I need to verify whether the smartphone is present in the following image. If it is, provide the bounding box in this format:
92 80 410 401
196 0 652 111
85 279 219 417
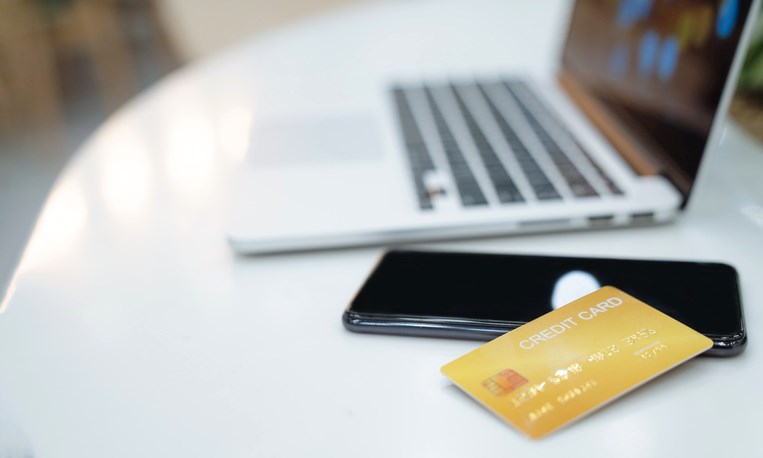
343 250 747 356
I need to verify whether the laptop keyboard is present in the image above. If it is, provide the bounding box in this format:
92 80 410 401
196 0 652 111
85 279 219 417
424 86 489 206
450 85 524 204
392 88 437 209
392 79 622 210
505 81 598 198
476 83 561 201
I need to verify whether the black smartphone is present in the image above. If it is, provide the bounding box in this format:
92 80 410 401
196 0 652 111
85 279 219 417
343 250 747 356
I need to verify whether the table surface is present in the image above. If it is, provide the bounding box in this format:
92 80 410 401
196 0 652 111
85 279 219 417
2 0 763 456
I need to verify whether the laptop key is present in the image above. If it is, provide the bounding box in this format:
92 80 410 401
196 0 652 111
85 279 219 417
535 186 562 200
587 154 624 195
460 188 488 206
495 184 524 203
570 182 598 197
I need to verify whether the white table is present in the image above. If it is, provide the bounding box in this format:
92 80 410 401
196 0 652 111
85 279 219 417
2 0 763 456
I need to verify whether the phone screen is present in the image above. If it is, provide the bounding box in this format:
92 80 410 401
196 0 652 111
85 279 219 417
348 250 744 344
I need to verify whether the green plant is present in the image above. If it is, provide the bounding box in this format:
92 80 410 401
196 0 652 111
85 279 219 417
738 13 763 93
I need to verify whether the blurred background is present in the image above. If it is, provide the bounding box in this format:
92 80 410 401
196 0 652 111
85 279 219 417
0 0 371 273
0 0 761 269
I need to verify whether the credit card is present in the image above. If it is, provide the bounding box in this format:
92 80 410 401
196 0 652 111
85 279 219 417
441 286 712 439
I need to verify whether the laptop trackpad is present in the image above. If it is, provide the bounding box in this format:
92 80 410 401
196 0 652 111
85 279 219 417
247 115 382 166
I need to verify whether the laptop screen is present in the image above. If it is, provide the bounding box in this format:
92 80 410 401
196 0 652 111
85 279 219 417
562 0 753 203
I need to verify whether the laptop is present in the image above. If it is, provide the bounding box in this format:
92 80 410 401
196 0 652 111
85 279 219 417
227 0 760 254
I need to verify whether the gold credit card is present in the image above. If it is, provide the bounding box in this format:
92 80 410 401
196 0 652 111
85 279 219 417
441 286 712 439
